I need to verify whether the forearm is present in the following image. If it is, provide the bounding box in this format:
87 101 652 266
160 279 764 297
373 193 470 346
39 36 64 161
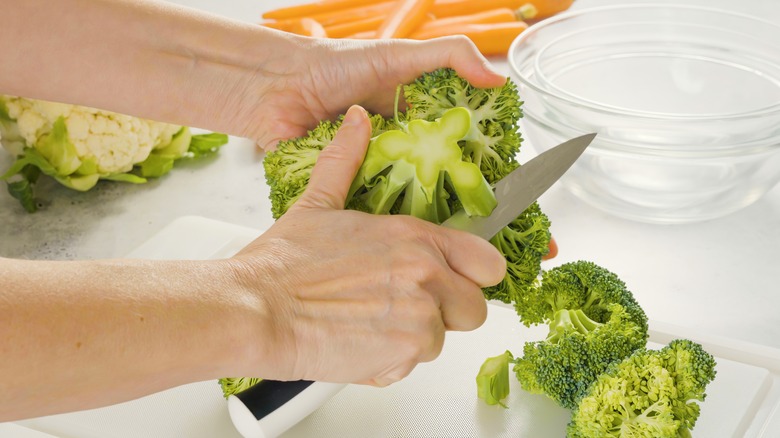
0 257 264 421
0 0 298 134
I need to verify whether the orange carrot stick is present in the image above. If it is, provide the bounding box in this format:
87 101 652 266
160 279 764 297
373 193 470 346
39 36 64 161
542 236 558 260
411 21 528 56
413 8 518 35
262 0 388 20
524 0 574 19
324 15 385 38
375 0 436 39
287 18 328 38
305 2 394 27
430 0 523 18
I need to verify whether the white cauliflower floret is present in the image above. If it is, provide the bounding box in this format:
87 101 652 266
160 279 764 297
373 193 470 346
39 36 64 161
2 97 181 174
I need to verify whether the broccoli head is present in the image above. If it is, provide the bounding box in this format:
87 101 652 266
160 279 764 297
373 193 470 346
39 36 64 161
568 339 717 438
404 68 522 183
512 261 649 409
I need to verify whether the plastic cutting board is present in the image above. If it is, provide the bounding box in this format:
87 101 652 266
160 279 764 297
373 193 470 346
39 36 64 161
11 216 780 438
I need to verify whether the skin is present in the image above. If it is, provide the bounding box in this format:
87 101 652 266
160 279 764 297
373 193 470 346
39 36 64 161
0 0 508 422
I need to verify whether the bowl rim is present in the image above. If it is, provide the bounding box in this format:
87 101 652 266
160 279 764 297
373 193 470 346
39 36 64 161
508 3 780 121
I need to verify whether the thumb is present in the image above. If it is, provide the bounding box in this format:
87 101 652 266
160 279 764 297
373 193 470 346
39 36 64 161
295 105 371 211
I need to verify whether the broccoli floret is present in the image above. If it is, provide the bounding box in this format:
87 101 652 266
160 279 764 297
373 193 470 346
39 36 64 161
568 339 717 438
512 261 649 409
483 200 551 303
218 377 262 398
264 113 393 219
404 68 522 183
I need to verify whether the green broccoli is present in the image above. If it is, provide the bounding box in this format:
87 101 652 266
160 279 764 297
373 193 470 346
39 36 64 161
568 339 717 438
512 261 649 409
404 67 522 183
263 113 394 219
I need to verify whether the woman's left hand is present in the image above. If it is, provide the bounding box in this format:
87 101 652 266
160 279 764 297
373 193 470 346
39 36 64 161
230 35 507 150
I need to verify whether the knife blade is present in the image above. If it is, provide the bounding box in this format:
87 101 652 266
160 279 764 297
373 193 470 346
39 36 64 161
441 132 596 239
227 133 597 438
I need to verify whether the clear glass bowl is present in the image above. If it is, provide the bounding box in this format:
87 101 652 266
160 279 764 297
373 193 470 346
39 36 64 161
508 4 780 223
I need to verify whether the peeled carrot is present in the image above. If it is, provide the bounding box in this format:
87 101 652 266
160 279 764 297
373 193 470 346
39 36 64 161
542 236 558 260
430 0 526 18
304 2 394 27
375 0 436 39
262 0 388 20
325 15 385 38
413 8 518 35
411 21 528 56
287 18 328 38
524 0 575 19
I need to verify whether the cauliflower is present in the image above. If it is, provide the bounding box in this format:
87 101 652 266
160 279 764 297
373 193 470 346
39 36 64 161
0 96 228 212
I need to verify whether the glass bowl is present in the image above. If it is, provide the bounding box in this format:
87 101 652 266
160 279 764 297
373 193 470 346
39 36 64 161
508 4 780 223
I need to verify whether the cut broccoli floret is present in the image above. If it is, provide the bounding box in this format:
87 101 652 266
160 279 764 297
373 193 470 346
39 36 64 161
218 376 262 398
567 339 717 438
512 261 649 409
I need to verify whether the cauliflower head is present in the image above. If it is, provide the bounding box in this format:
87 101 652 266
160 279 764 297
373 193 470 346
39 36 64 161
0 96 228 212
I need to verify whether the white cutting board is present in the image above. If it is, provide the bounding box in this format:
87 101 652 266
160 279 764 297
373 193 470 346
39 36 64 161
11 216 780 438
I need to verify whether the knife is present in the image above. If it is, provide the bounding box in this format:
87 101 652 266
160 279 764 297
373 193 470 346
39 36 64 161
227 133 597 438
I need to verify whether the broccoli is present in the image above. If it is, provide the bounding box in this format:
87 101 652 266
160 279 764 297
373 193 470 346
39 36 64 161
568 339 717 438
512 261 649 409
404 68 522 183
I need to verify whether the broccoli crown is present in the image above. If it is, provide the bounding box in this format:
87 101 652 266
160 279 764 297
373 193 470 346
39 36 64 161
567 339 717 438
511 261 649 409
403 68 522 183
515 260 648 333
514 302 648 410
483 201 551 303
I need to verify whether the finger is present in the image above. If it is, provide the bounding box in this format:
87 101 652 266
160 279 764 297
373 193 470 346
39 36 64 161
409 36 508 88
436 273 488 332
428 225 507 288
294 105 371 211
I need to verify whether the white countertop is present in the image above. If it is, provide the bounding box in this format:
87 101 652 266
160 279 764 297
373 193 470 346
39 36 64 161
1 0 779 360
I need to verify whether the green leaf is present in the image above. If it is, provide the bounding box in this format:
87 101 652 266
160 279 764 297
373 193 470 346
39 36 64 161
476 350 513 408
102 173 147 184
36 116 82 176
4 164 41 213
54 173 100 191
187 133 229 158
137 153 175 178
154 127 192 158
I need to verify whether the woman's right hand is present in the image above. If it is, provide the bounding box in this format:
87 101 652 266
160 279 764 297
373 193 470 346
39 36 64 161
229 105 506 387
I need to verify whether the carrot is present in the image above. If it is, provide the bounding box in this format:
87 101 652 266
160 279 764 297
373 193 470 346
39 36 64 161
524 0 574 19
430 0 526 18
325 15 385 38
411 21 528 56
287 18 328 38
305 2 394 27
542 236 558 260
262 0 388 20
413 8 518 35
346 30 378 39
375 0 436 39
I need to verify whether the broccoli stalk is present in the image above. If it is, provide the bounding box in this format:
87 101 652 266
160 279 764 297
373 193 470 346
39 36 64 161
512 261 649 410
568 339 717 438
348 106 496 223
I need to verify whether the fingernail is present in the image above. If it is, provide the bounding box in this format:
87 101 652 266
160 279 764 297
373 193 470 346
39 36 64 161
343 105 366 127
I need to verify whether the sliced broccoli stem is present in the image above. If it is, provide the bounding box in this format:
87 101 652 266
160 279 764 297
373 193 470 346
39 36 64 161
545 309 603 343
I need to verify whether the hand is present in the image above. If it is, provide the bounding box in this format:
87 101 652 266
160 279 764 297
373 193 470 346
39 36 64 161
230 106 506 386
232 35 507 150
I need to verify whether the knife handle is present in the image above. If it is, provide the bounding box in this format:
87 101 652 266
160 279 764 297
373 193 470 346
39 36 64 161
227 379 346 438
